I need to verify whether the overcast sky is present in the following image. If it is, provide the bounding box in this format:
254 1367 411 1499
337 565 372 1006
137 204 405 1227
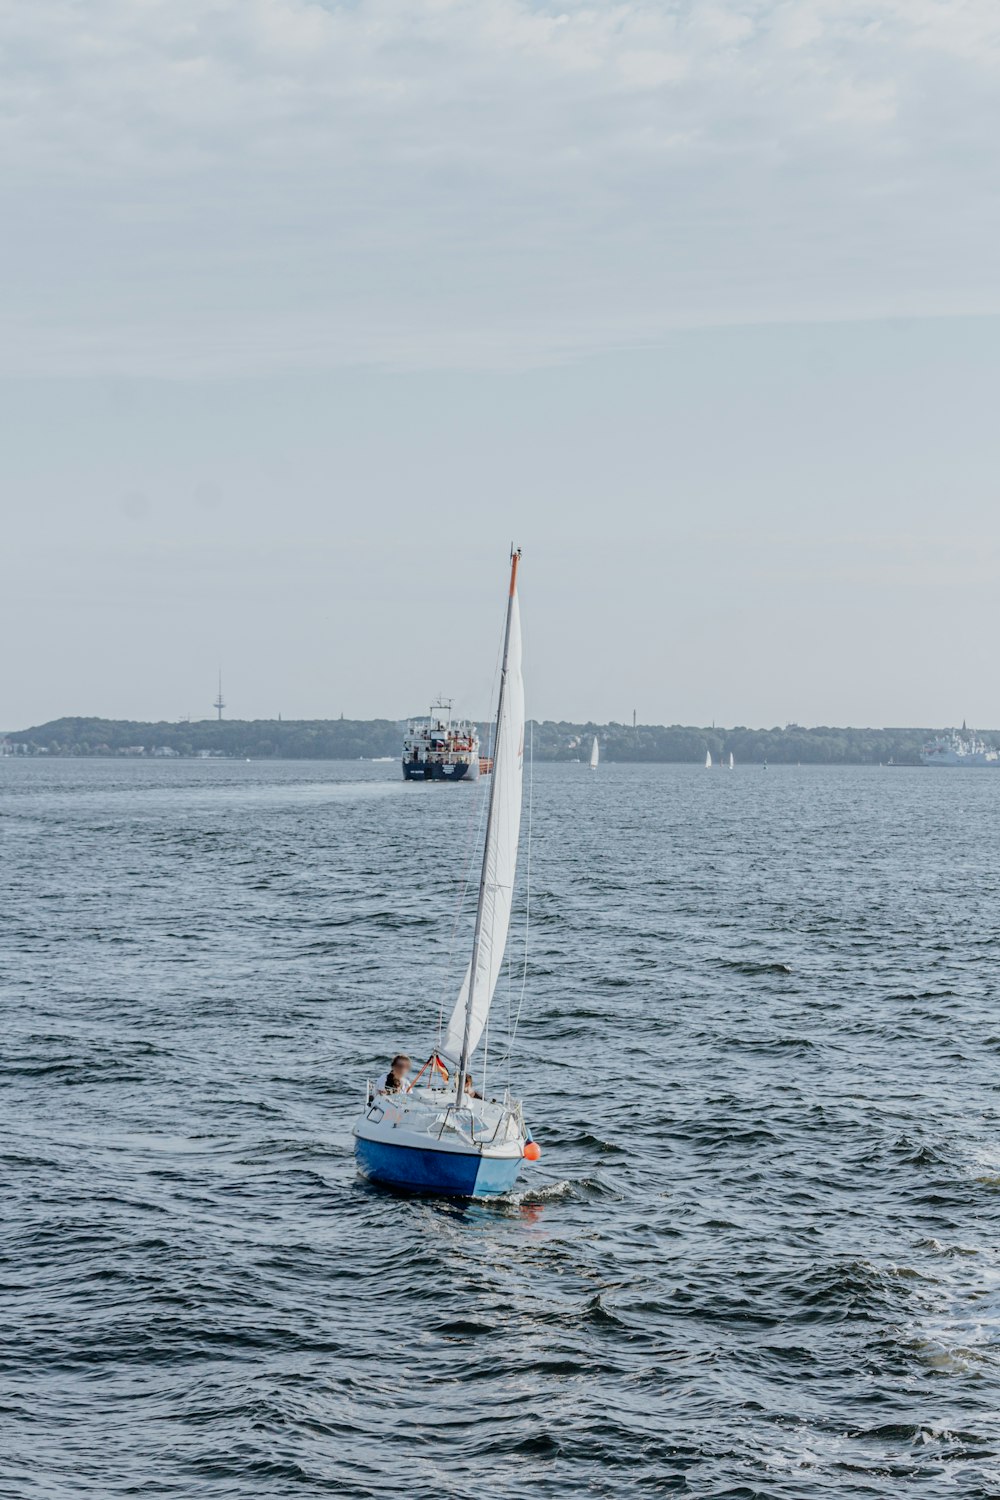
3 0 1000 729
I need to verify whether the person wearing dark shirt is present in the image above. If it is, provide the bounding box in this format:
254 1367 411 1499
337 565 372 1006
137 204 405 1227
375 1054 412 1095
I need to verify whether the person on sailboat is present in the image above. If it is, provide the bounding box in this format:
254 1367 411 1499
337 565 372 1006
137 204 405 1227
374 1055 412 1095
464 1073 483 1101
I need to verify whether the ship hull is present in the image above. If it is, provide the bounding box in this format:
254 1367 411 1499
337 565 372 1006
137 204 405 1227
921 756 1000 767
353 1086 527 1198
402 759 478 781
354 1135 522 1197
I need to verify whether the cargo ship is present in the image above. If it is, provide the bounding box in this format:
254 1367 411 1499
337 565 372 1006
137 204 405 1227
402 700 480 781
920 725 1000 767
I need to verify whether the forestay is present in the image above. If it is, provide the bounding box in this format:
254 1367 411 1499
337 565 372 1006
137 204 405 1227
441 590 524 1064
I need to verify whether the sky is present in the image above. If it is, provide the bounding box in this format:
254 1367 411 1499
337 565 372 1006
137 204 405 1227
3 0 1000 729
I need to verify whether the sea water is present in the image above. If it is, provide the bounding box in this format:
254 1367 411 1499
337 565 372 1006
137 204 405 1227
3 759 999 1497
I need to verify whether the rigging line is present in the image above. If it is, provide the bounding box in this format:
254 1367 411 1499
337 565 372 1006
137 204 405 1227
506 863 513 1089
436 769 490 1047
502 717 533 1076
482 1006 489 1100
433 597 506 1047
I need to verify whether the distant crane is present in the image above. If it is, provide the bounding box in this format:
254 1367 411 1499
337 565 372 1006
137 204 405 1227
213 671 225 721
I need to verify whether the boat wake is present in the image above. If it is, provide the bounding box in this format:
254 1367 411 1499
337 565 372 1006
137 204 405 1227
505 1177 574 1204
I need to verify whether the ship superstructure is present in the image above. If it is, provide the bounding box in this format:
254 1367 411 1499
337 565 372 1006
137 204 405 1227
403 700 480 781
921 726 1000 767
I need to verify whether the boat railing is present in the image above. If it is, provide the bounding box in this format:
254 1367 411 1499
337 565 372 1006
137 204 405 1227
477 1111 510 1146
432 1102 510 1149
439 1104 516 1148
479 1106 522 1146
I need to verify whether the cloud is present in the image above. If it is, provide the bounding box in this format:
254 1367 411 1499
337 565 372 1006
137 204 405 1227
1 0 999 374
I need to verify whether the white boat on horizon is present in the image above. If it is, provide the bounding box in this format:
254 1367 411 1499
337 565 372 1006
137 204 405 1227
705 750 712 769
590 735 599 770
921 726 1000 767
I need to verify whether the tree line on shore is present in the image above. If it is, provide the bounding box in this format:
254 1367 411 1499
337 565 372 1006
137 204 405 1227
4 715 991 765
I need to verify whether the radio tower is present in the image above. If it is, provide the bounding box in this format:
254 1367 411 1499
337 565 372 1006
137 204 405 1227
213 670 225 721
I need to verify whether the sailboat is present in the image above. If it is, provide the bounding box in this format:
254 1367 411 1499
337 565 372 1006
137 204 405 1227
705 750 712 768
728 752 734 770
353 549 537 1197
590 735 599 770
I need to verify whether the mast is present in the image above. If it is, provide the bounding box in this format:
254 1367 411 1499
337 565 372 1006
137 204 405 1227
455 546 521 1110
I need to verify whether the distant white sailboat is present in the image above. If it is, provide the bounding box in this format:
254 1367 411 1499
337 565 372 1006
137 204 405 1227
590 736 599 770
705 750 712 769
728 752 734 770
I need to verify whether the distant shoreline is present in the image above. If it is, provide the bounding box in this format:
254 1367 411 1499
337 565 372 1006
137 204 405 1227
3 716 993 766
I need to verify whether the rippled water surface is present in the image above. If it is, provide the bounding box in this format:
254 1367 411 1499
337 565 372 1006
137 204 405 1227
3 758 1000 1498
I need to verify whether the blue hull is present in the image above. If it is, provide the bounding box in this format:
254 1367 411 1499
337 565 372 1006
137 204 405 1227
355 1136 522 1198
402 760 477 782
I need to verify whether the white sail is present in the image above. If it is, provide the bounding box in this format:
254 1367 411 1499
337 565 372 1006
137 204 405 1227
705 750 712 768
590 736 599 770
729 752 734 770
441 590 524 1065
